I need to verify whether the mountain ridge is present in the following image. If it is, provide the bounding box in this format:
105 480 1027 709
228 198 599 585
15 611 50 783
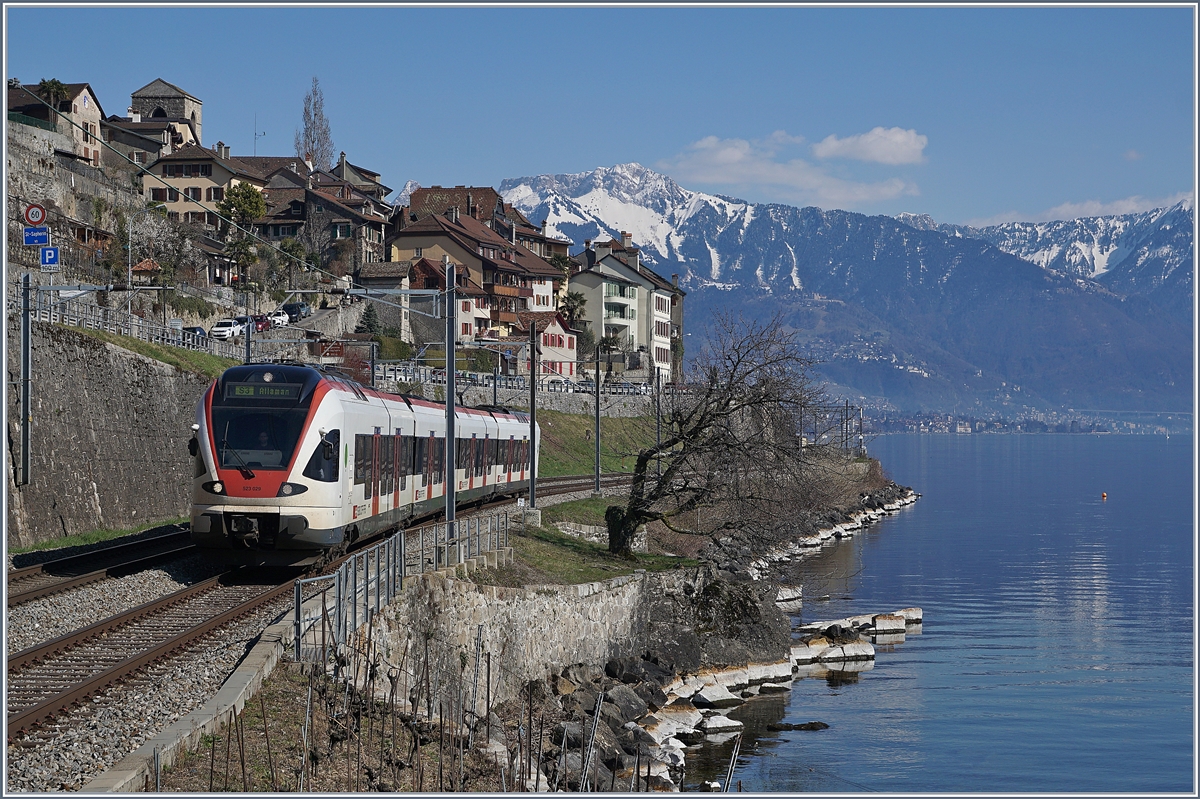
498 164 1192 415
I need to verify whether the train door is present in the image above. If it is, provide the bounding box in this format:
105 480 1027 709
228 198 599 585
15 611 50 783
371 428 381 518
506 436 514 482
469 434 477 490
482 434 489 487
393 430 402 508
425 431 434 498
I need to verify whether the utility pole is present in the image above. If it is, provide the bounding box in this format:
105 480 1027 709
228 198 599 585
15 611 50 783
19 274 32 486
529 322 537 509
445 258 456 527
594 343 601 494
655 369 661 479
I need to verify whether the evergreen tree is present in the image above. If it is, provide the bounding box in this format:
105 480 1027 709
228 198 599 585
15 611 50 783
356 302 382 335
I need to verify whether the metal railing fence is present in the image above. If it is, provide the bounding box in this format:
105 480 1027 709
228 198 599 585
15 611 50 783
10 286 312 362
293 512 511 663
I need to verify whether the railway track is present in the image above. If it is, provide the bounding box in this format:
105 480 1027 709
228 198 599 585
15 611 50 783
6 529 195 608
537 472 632 496
6 571 294 739
4 473 631 738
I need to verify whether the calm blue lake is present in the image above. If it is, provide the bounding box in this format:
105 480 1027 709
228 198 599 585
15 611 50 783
688 433 1194 793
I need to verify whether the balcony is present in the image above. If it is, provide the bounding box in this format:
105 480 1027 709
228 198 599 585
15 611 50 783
491 310 518 324
487 283 521 297
604 307 636 320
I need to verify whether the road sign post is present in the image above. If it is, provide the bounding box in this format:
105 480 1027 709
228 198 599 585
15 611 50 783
24 203 46 226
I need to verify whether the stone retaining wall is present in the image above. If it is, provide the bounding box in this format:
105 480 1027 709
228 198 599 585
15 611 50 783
370 570 651 708
5 319 211 548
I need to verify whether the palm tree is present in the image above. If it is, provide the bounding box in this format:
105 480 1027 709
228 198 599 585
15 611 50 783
35 78 70 113
560 291 587 327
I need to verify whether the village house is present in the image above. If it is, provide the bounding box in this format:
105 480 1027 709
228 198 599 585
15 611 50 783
102 79 202 169
570 232 684 385
517 311 579 378
143 141 265 227
401 186 572 299
8 82 106 166
400 256 490 344
256 163 389 274
128 79 203 144
387 204 564 340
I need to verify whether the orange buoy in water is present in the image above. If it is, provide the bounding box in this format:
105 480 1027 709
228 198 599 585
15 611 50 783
1102 492 1108 500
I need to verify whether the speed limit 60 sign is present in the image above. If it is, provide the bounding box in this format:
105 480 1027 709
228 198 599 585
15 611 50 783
24 204 46 226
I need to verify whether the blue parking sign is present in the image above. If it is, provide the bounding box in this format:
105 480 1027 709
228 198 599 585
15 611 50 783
40 246 60 267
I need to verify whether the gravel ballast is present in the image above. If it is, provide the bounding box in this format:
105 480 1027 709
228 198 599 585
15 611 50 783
6 554 226 653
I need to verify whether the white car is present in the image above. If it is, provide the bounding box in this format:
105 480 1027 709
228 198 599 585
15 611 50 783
209 318 244 340
268 310 290 327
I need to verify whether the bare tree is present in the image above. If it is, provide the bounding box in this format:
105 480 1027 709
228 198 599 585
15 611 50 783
294 76 335 171
605 313 832 555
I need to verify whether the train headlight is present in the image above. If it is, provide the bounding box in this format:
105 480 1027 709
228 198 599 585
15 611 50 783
202 481 224 495
277 482 308 497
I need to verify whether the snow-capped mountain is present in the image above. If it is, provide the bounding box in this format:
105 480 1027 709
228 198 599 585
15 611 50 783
895 200 1194 320
499 164 1191 415
500 163 757 287
393 179 421 209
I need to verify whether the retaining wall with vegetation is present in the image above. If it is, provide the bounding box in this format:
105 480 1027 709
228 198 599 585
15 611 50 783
5 319 211 548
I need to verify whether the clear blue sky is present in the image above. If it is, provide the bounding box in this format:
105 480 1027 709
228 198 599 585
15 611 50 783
5 5 1195 225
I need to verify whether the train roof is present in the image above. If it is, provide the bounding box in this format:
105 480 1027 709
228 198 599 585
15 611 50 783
222 362 533 421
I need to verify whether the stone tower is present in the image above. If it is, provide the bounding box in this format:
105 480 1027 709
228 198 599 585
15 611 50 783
129 78 203 144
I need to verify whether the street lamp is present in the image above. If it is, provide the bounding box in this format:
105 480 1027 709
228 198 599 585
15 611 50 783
127 203 164 317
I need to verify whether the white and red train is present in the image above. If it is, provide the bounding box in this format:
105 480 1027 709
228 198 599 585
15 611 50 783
189 363 537 563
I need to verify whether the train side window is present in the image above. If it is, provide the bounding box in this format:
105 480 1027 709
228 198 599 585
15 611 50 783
354 434 368 485
433 438 444 485
303 429 339 482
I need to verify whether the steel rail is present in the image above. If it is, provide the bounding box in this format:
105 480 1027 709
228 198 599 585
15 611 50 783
7 575 227 671
7 530 192 594
7 545 198 607
7 576 292 737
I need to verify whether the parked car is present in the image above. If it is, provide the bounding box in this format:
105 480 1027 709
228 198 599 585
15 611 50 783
182 326 207 339
209 319 243 340
574 379 596 394
251 314 270 332
282 302 310 323
268 309 290 327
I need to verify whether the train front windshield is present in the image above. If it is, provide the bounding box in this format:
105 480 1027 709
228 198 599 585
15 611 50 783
210 367 319 471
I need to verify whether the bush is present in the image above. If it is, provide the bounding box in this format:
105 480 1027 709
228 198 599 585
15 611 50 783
166 291 216 320
377 335 413 361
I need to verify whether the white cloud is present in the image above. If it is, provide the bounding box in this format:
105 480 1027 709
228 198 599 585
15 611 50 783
1040 192 1192 220
812 127 928 165
966 191 1194 226
658 132 919 209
